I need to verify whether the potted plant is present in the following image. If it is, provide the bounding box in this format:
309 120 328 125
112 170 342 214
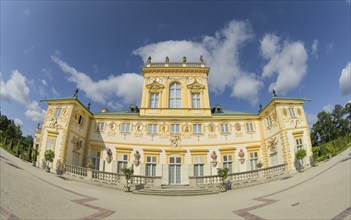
32 149 38 166
256 161 263 169
44 150 55 172
56 160 64 175
87 162 94 169
121 166 134 192
217 167 229 192
295 148 306 172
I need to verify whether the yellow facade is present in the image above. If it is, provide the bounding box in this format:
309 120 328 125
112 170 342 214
35 60 312 184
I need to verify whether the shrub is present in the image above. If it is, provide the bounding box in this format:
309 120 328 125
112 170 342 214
44 150 55 163
217 167 229 182
121 167 134 182
295 148 307 160
87 162 94 169
256 161 263 168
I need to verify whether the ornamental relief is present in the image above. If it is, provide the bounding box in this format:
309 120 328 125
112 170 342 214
207 123 217 139
146 79 165 93
182 123 192 139
134 122 143 137
159 123 169 139
187 79 206 93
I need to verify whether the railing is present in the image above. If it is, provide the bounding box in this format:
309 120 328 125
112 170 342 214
131 175 161 186
263 163 287 178
190 163 287 187
231 170 259 182
92 170 120 183
64 164 87 177
146 62 205 68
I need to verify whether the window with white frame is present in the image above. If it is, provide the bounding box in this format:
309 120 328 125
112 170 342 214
170 124 180 134
289 108 296 118
223 155 233 174
55 108 62 117
117 154 128 173
146 156 157 176
121 123 131 133
246 122 254 132
149 93 159 108
250 152 258 170
91 150 100 170
192 93 200 108
193 155 204 177
220 123 229 133
169 83 182 108
148 124 158 134
266 116 272 127
47 137 56 151
193 124 202 134
296 137 303 150
96 122 105 131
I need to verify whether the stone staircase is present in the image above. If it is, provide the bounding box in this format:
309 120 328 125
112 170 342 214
133 185 220 196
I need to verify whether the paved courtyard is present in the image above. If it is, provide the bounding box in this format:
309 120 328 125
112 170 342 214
1 147 350 220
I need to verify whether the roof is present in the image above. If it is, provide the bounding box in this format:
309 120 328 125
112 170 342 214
93 110 139 116
212 110 256 116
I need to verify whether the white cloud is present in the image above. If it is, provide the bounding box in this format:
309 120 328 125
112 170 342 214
41 68 53 80
14 118 23 127
260 34 308 95
107 101 124 110
133 20 262 105
326 43 333 54
305 112 317 128
25 101 46 122
1 70 31 106
0 70 46 123
311 39 319 59
51 87 60 97
323 103 334 113
51 56 144 106
339 62 351 96
24 46 34 54
41 79 48 86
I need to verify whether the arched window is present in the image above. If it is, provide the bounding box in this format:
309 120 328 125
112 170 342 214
169 83 182 108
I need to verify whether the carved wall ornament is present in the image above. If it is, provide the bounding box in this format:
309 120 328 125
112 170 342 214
160 124 168 132
210 151 218 166
238 149 245 164
71 136 82 151
106 148 113 163
133 150 141 166
146 80 165 93
187 79 205 93
268 137 278 152
62 108 69 116
297 108 302 116
235 122 241 131
283 108 288 116
109 122 116 130
208 123 216 133
136 122 143 131
272 112 277 120
170 136 181 148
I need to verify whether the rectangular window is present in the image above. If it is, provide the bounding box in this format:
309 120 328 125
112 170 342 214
91 150 100 170
121 123 130 133
55 108 62 117
170 124 180 134
250 152 258 170
192 93 200 108
148 124 158 134
96 122 105 131
117 154 128 173
146 156 157 176
296 137 303 150
220 123 229 133
193 124 202 134
289 108 296 118
149 93 159 108
223 155 233 174
193 155 204 176
78 115 84 126
47 137 55 151
246 122 254 132
266 116 272 127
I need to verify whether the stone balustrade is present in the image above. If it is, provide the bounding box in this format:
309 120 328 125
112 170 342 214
91 170 120 183
131 175 162 187
63 164 87 178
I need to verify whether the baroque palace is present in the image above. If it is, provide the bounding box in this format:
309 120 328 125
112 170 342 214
34 57 312 185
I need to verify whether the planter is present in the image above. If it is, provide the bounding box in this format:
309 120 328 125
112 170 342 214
219 183 227 192
46 167 51 173
124 185 131 192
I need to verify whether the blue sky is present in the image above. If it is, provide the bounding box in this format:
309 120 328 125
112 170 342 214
1 1 350 135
